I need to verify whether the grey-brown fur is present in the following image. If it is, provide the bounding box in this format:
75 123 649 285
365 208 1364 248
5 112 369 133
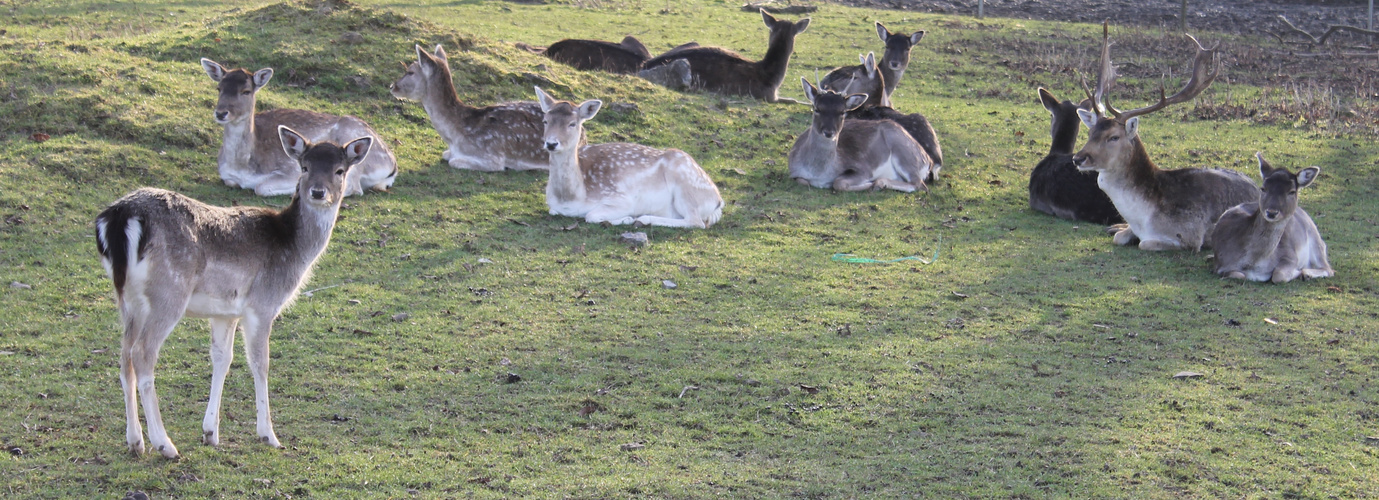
819 52 943 175
200 58 396 197
1211 153 1332 282
537 36 651 74
788 78 932 192
1028 88 1120 224
640 10 809 102
95 126 368 458
390 44 550 172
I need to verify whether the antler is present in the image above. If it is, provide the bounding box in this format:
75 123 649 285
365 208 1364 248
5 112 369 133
1116 33 1220 121
1090 21 1116 118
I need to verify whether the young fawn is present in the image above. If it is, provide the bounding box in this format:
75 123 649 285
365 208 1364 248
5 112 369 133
96 126 368 458
1211 153 1333 282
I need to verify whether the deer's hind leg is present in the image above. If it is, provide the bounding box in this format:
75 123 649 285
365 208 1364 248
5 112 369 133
124 288 194 459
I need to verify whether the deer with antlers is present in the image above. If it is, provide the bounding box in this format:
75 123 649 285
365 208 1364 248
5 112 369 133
1071 23 1257 251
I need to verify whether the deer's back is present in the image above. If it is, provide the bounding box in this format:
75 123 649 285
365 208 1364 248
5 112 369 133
1156 168 1259 224
546 39 649 74
643 47 767 98
252 109 391 165
849 106 943 168
104 188 289 268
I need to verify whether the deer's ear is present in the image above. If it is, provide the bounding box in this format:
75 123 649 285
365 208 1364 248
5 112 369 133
793 18 811 34
1255 152 1274 179
910 30 926 45
252 68 274 89
577 99 602 121
343 137 373 169
801 77 818 104
201 58 227 82
535 86 555 113
875 22 889 42
845 93 869 111
416 45 438 76
1076 108 1099 129
863 52 877 77
434 45 447 60
761 9 776 26
278 125 309 161
1124 117 1139 139
1038 88 1061 115
1296 166 1320 188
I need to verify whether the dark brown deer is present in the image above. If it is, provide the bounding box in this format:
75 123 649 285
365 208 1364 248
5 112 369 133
1071 23 1256 251
1211 153 1332 282
96 126 368 458
640 10 809 102
390 45 549 171
519 36 651 74
819 52 943 179
788 78 932 192
876 22 926 99
1029 88 1121 224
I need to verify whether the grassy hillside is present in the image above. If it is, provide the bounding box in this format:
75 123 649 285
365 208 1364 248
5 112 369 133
2 0 1377 497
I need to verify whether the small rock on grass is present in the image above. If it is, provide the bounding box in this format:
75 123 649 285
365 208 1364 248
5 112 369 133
619 442 644 451
662 280 677 289
620 232 649 247
10 281 31 289
1173 371 1204 379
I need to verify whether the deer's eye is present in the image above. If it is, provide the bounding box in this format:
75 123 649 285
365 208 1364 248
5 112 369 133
241 90 252 96
336 168 345 176
569 123 576 128
301 166 308 173
1289 190 1297 195
1109 135 1120 142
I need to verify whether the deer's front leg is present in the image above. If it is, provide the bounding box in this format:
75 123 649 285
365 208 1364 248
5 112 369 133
203 317 238 446
241 312 282 449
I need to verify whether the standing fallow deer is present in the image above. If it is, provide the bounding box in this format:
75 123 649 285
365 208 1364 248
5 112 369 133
1071 23 1257 251
1029 88 1121 225
788 78 933 192
534 87 723 228
1211 153 1332 282
96 126 368 458
201 58 396 197
518 36 652 74
819 53 943 178
390 44 550 172
640 10 809 102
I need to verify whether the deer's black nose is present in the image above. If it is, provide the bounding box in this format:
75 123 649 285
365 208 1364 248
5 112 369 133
214 111 229 121
545 142 558 151
310 188 326 200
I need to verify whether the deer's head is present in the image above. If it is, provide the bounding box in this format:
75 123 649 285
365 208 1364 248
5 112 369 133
278 125 371 207
1257 153 1319 223
803 77 868 141
877 22 925 75
1070 23 1219 175
535 87 600 154
762 9 810 48
390 44 449 101
201 58 272 125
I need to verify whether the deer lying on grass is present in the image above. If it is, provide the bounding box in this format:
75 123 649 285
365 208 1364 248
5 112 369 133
820 52 943 179
821 23 925 100
534 87 723 228
1211 153 1332 282
640 10 809 102
96 126 368 458
519 36 651 74
788 78 933 192
390 45 549 172
1029 88 1121 224
201 58 396 197
1071 24 1256 251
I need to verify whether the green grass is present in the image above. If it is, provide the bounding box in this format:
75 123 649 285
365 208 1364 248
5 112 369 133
3 0 1378 497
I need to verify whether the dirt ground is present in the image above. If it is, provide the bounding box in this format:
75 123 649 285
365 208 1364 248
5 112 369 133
834 0 1377 36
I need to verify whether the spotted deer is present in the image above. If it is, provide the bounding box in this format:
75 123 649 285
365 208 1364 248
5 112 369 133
520 36 651 74
1029 88 1120 224
819 52 943 178
534 87 723 228
640 10 809 102
201 58 396 197
390 45 549 172
95 126 368 458
1211 153 1332 282
788 78 933 192
1071 23 1256 251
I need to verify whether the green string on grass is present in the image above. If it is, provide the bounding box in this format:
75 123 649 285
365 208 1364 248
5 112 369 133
832 235 942 265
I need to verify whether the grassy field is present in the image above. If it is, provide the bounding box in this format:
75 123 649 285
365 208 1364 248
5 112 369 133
2 0 1378 497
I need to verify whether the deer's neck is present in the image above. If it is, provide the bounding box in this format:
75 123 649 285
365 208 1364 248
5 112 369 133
882 67 903 98
271 195 341 265
420 76 472 143
218 116 255 171
546 147 588 204
1048 115 1081 156
792 129 842 176
1242 212 1289 261
757 32 797 87
1101 139 1161 196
